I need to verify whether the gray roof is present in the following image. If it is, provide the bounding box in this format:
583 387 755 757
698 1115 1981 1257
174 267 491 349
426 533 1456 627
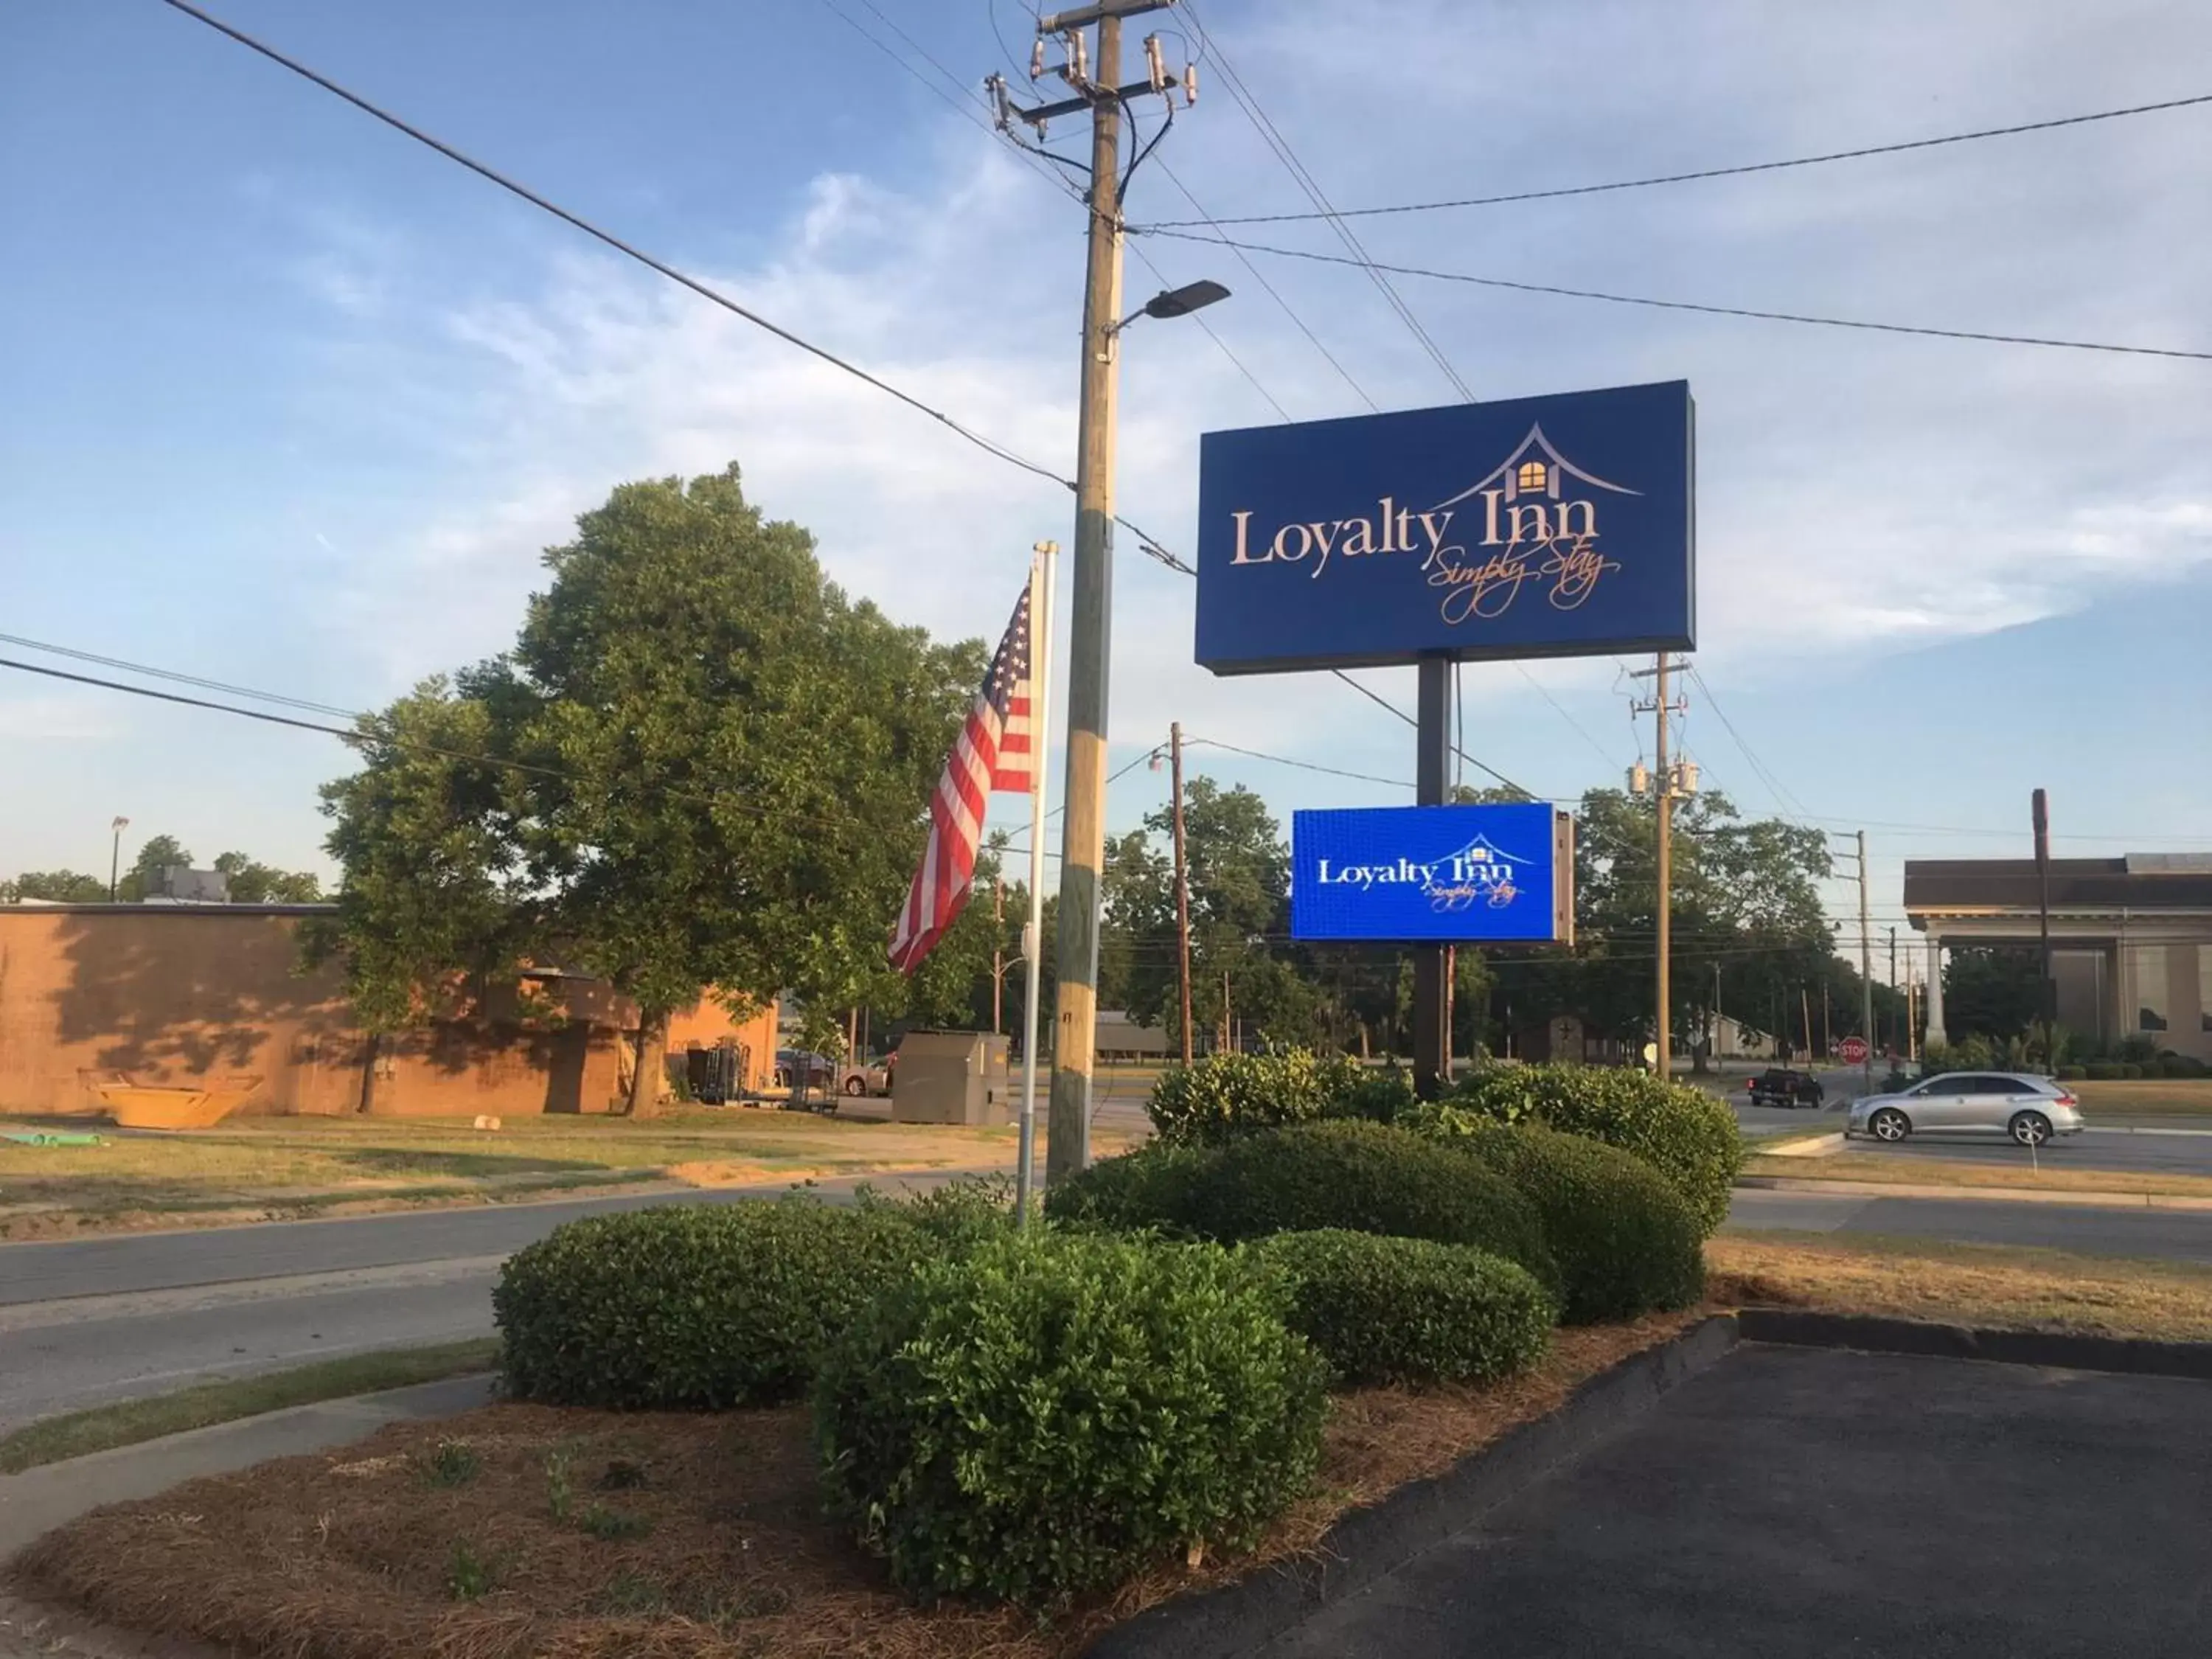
1905 857 2212 914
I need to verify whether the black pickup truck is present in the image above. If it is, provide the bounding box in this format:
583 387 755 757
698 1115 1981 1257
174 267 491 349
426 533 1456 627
1746 1068 1825 1108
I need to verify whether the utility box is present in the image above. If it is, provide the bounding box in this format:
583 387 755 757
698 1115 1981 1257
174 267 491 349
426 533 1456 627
890 1030 1009 1127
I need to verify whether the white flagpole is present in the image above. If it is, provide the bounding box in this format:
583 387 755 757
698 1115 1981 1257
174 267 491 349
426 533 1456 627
1017 540 1057 1225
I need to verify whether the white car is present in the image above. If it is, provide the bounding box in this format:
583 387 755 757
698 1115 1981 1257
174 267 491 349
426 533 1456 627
1847 1071 2084 1147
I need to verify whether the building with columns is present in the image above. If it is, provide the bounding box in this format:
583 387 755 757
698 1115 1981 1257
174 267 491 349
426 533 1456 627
1904 855 2212 1058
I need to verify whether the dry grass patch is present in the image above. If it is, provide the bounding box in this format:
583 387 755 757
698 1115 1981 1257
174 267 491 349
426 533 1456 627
6 1318 1694 1659
1740 1149 2212 1200
0 1112 1122 1239
2073 1079 2212 1121
1709 1230 2212 1341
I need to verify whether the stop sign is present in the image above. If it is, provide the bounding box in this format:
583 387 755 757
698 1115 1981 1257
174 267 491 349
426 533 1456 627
1838 1036 1870 1065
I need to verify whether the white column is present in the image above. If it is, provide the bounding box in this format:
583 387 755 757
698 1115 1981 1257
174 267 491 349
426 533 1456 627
1924 931 1947 1046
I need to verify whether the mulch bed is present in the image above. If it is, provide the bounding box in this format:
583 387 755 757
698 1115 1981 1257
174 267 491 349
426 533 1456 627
7 1314 1696 1659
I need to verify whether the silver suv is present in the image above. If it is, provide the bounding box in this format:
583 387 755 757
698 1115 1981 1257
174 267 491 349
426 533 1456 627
1847 1071 2083 1147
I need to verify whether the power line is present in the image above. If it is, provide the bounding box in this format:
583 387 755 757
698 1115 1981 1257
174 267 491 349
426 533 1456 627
1132 228 2212 362
154 0 1200 574
1136 90 2212 227
1155 159 1379 414
1514 664 1623 772
1184 736 1409 791
1684 664 1818 825
1179 1 1473 400
0 631 362 721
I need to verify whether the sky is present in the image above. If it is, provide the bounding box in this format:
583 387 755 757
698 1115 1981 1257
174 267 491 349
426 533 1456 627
1 0 2207 970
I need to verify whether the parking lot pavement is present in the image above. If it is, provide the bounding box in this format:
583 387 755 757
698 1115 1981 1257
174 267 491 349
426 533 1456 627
1262 1342 2212 1658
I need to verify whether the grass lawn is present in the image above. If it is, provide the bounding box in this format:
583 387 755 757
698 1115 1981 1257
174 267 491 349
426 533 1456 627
0 1110 1143 1239
0 1340 501 1474
1739 1148 2212 1200
1710 1230 2212 1341
2074 1078 2212 1121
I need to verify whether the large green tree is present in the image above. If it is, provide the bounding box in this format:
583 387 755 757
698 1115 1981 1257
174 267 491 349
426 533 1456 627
315 464 984 1113
1 870 109 902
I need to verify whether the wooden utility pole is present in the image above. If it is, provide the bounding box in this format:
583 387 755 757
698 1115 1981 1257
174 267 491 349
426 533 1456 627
1802 986 1815 1067
992 878 1005 1035
1170 721 1193 1064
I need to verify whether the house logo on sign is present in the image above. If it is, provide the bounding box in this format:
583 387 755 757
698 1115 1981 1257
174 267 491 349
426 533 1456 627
1225 424 1638 630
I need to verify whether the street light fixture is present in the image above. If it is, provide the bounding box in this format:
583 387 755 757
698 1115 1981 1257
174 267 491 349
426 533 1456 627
109 815 130 903
1107 279 1231 335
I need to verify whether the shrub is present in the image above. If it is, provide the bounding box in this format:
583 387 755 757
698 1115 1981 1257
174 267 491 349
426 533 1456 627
1040 1139 1218 1235
495 1198 931 1408
2055 1064 2086 1081
1246 1229 1553 1385
1415 1120 1705 1323
2121 1062 2146 1079
1322 1065 1416 1125
1175 1121 1557 1288
860 1173 1016 1249
1436 1065 1742 1235
813 1231 1328 1605
1146 1049 1366 1146
2159 1053 2207 1079
2085 1060 2120 1080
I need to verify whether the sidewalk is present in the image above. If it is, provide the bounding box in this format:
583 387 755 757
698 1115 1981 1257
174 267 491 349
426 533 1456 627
0 1374 494 1561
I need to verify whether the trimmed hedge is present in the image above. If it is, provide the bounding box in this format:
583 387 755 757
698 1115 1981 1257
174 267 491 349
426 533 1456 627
1247 1228 1554 1385
1434 1065 1742 1234
1175 1121 1557 1290
495 1199 929 1408
813 1231 1328 1605
1421 1119 1705 1323
1040 1139 1217 1235
1146 1049 1368 1146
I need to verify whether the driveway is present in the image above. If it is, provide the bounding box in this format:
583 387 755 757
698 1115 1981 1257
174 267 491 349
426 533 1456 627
1262 1341 2211 1658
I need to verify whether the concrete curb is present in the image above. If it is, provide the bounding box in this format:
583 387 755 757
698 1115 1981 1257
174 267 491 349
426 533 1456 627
1733 1174 2212 1211
1085 1316 1741 1659
0 1374 496 1560
1736 1307 2212 1381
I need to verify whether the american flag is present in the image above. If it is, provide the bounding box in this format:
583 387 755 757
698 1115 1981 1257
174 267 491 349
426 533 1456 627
888 573 1035 974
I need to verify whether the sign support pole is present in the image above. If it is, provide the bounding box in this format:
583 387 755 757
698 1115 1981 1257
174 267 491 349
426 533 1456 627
1412 656 1453 1098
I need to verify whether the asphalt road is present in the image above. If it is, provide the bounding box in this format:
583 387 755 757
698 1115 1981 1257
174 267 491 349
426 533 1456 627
1263 1342 2212 1658
4 1177 2207 1435
1725 1186 2212 1262
1845 1125 2212 1176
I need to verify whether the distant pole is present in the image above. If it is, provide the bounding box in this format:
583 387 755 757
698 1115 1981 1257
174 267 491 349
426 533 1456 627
1888 925 1899 1052
1857 830 1874 1088
1713 962 1723 1065
1222 968 1233 1055
992 878 1005 1036
109 815 128 902
1170 721 1193 1065
1822 978 1832 1060
1653 652 1674 1078
1801 985 1814 1068
2032 788 2055 1066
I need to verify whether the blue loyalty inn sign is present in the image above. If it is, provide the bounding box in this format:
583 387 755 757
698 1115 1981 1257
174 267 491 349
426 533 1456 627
1195 380 1694 674
1291 803 1575 945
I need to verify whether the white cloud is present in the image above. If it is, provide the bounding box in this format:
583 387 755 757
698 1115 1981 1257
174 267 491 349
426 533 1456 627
0 694 125 742
277 0 2210 793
